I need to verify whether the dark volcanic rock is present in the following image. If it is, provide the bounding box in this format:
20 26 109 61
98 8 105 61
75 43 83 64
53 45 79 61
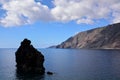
15 39 45 74
55 23 120 49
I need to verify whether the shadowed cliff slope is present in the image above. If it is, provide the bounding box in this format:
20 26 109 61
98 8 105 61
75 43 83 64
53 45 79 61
56 23 120 49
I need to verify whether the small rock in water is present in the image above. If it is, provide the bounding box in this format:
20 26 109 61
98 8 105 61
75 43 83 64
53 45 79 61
47 71 53 75
15 38 45 75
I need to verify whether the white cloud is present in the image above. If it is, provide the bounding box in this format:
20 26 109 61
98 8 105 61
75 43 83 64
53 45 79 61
0 0 52 27
0 0 9 4
51 0 120 24
0 0 120 27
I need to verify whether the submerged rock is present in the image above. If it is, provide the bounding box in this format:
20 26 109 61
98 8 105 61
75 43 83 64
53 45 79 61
15 39 45 75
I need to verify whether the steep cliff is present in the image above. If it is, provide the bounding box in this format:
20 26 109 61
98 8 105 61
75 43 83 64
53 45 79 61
56 23 120 49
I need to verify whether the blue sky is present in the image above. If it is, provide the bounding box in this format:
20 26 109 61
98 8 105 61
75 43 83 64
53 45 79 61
0 0 119 48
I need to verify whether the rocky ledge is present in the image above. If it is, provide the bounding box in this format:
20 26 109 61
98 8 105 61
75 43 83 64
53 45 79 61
15 39 45 75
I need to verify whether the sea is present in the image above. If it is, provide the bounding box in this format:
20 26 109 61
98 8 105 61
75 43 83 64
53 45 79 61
0 48 120 80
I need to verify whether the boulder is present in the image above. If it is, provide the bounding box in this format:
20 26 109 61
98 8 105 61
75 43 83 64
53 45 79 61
15 39 45 75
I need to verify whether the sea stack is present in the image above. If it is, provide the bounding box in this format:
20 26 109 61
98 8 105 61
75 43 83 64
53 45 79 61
15 39 45 75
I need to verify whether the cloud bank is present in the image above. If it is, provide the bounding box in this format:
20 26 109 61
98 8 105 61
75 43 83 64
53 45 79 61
0 0 120 27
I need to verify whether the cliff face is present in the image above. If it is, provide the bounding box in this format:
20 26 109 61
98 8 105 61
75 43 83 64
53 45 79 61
56 23 120 49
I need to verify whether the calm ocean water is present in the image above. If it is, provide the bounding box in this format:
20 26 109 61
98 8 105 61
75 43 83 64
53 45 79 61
0 48 120 80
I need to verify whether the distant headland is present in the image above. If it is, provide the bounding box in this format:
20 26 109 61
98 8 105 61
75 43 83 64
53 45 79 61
51 23 120 49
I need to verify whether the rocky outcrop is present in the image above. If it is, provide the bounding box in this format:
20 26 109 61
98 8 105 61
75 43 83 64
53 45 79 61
15 39 45 74
56 23 120 49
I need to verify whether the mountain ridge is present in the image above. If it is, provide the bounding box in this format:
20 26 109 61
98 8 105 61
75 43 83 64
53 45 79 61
54 23 120 49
